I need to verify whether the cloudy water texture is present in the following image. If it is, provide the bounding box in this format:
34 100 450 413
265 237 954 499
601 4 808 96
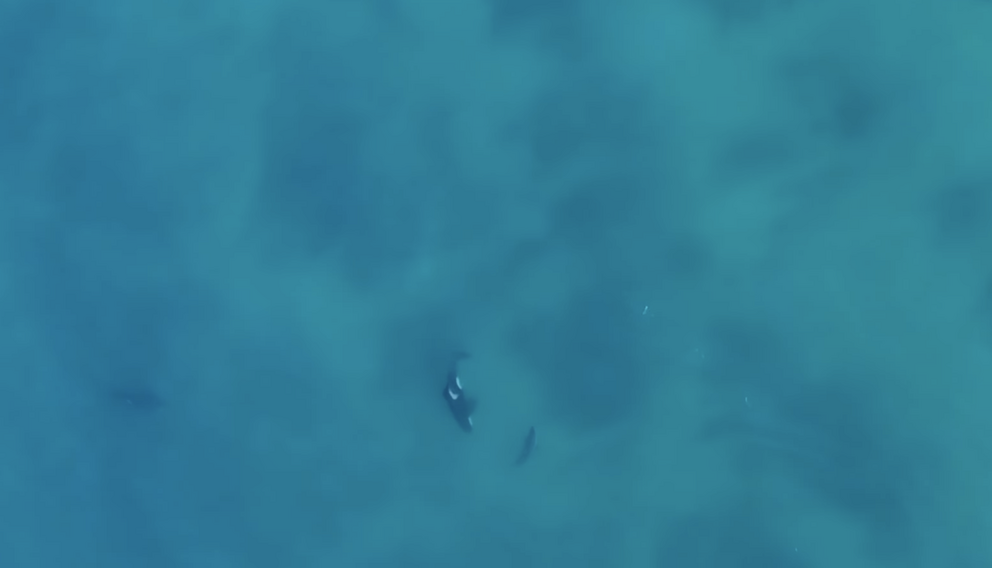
1 0 991 566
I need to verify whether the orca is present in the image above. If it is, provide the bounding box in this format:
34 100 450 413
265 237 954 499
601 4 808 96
442 352 476 432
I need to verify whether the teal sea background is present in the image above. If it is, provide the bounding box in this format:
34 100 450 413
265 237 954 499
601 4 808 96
1 0 991 566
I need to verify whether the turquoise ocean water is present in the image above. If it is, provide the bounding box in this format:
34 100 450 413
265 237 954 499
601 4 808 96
1 1 991 566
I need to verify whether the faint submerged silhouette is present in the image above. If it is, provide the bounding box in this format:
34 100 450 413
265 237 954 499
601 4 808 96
108 384 164 411
699 380 931 564
514 426 537 465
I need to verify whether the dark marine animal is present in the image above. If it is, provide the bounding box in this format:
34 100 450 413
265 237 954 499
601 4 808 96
442 352 476 432
109 385 164 411
515 426 537 465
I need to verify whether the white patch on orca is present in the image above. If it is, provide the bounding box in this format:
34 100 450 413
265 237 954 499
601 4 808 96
447 388 460 400
467 416 473 426
454 376 462 389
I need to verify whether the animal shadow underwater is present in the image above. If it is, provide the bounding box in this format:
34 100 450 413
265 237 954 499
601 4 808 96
107 384 165 412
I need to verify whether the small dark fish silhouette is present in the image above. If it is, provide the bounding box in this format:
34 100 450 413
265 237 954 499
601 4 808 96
109 385 164 411
515 426 537 465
